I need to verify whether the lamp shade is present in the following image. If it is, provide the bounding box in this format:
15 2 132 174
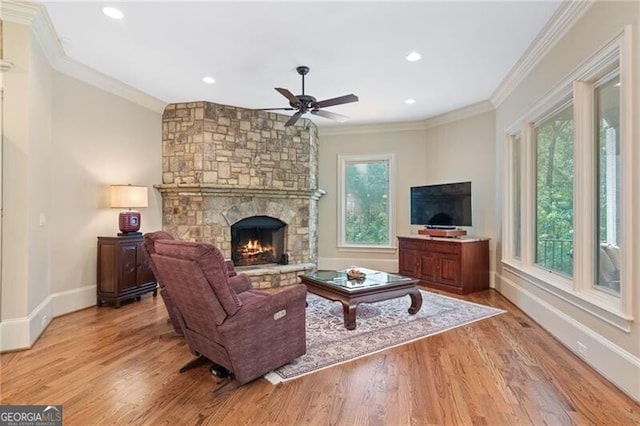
110 185 148 235
110 185 148 208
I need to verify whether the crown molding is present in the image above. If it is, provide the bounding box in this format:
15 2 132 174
2 1 166 113
423 100 494 129
52 55 167 113
0 0 38 25
319 120 427 137
491 0 594 108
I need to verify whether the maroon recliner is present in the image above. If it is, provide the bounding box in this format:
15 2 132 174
142 231 251 335
150 239 307 395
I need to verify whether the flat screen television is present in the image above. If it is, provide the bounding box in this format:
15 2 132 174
410 181 472 228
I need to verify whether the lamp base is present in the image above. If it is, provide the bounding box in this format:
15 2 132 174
119 211 141 234
117 232 143 237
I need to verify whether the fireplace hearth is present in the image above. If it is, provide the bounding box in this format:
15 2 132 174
231 216 287 267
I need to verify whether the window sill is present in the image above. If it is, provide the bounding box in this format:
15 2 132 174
502 259 633 332
337 245 397 254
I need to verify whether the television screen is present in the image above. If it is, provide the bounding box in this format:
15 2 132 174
410 181 472 227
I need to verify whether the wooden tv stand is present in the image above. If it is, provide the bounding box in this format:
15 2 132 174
398 235 489 294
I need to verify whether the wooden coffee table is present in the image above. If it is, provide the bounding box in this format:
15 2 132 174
299 268 422 330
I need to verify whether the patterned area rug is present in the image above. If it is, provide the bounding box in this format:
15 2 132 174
264 290 504 384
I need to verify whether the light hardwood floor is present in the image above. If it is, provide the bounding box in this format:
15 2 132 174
1 288 638 425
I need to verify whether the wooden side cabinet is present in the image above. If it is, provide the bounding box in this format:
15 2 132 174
97 235 157 307
398 235 489 294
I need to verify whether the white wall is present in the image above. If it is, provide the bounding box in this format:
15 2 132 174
3 21 34 342
316 108 496 274
424 110 496 243
50 73 163 295
317 124 427 272
1 19 163 351
423 108 497 282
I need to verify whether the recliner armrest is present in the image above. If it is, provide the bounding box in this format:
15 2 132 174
228 274 253 293
221 284 307 332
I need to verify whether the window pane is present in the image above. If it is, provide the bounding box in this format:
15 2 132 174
345 160 389 245
513 134 522 258
596 74 621 293
535 105 574 276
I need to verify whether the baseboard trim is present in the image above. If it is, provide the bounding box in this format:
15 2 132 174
51 285 96 317
0 285 96 352
496 271 640 403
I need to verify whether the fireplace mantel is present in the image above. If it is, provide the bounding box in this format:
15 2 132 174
155 184 325 200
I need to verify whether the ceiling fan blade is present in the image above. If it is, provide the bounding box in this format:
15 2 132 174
310 109 349 122
254 107 296 111
285 111 304 127
313 94 358 109
275 88 301 107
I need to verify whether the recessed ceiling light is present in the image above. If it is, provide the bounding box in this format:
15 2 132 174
405 52 422 62
102 7 123 20
202 76 215 84
405 98 416 104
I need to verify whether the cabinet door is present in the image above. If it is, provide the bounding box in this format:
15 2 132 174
399 249 419 277
438 253 461 287
136 242 155 285
419 252 438 282
119 243 139 291
98 243 117 294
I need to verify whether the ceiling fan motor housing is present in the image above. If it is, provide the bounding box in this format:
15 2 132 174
291 94 316 110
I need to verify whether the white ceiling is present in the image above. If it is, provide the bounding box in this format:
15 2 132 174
40 1 562 127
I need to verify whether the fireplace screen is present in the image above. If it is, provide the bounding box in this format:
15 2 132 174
231 216 287 267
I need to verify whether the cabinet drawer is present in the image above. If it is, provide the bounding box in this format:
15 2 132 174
399 239 426 250
426 242 461 255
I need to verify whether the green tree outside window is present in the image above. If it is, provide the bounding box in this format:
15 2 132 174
345 160 389 245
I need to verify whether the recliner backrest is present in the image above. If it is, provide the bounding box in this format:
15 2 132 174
143 231 174 277
154 240 242 323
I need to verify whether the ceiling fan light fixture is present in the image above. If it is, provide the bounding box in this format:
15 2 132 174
405 98 416 104
405 52 422 62
202 76 215 84
102 7 124 20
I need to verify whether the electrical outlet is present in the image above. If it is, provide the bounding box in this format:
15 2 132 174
577 341 587 357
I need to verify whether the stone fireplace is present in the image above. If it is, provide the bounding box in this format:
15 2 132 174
156 101 322 288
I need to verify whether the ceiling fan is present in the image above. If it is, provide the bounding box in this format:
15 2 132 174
258 66 359 127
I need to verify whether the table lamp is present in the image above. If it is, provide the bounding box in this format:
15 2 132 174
110 184 148 235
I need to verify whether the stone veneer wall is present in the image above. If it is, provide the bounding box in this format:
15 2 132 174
156 101 321 285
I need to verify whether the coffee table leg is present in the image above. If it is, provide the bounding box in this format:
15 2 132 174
342 302 358 330
408 289 423 314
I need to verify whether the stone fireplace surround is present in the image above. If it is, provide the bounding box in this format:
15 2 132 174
156 101 322 288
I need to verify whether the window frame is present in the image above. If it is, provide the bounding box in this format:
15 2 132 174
337 153 396 252
501 27 633 331
502 132 522 263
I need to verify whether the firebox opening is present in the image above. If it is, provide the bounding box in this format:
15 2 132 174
231 216 287 267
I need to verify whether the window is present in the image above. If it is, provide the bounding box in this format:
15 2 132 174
535 104 574 277
502 28 632 329
338 154 395 249
595 73 621 294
